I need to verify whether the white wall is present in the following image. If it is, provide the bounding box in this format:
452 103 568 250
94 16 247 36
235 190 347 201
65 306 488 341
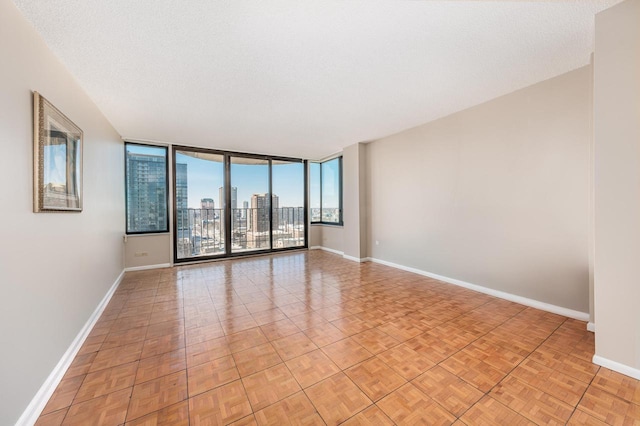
309 224 323 247
342 143 368 260
316 225 344 253
593 0 640 375
0 1 125 424
366 66 592 314
124 234 171 269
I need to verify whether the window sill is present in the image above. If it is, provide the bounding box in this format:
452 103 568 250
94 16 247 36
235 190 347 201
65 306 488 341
125 232 171 237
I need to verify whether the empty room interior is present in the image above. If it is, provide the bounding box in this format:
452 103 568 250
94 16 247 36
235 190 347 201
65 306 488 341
2 0 640 424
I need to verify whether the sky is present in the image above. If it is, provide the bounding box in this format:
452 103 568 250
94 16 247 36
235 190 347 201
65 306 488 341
175 151 305 208
127 144 339 210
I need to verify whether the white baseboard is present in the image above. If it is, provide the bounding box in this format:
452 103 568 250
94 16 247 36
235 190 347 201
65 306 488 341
368 257 589 322
124 263 171 272
593 355 640 380
587 322 595 332
308 246 344 256
342 254 370 263
16 270 125 426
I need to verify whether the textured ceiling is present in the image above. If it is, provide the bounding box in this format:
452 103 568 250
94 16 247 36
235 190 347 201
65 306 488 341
13 0 621 159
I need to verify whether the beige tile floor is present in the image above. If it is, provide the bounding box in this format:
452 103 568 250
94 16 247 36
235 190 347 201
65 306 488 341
35 250 640 425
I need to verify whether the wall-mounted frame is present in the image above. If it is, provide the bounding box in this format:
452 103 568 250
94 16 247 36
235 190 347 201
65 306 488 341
33 92 83 212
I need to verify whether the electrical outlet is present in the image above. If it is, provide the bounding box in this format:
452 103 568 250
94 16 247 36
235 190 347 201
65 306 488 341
375 240 379 245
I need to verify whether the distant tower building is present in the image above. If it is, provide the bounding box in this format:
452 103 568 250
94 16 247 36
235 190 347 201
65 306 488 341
175 163 188 232
125 151 167 232
272 194 279 231
241 200 249 219
251 193 279 233
231 187 237 210
200 198 214 210
176 164 188 210
200 198 215 238
218 186 238 211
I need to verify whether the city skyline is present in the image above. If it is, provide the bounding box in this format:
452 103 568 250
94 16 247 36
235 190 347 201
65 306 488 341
126 144 310 260
127 146 339 215
175 150 306 209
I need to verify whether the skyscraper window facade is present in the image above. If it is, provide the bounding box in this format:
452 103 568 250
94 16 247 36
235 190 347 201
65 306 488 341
176 163 188 211
175 162 189 237
250 193 279 233
125 143 169 233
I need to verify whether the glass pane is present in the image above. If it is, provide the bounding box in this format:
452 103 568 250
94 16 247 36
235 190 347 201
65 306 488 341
321 158 341 223
175 150 225 259
272 161 305 248
231 157 270 253
125 144 168 233
309 162 320 222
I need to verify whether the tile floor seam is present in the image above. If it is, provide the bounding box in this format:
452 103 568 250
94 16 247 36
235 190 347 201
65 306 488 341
568 364 602 424
269 359 324 423
473 317 576 425
66 361 91 411
469 395 533 426
482 316 568 394
179 282 191 426
233 376 253 422
299 377 344 426
123 275 160 425
430 306 567 422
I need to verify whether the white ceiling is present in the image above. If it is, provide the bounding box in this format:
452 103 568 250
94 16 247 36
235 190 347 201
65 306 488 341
14 0 620 159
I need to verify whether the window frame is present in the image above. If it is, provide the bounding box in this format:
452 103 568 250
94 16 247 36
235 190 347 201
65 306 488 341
310 156 343 226
171 144 308 263
124 141 170 235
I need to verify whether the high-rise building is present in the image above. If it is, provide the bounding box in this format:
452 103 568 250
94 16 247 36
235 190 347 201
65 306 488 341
272 195 279 231
175 163 188 233
199 198 216 244
239 200 248 219
218 186 237 211
250 193 279 233
232 187 237 210
200 198 214 224
176 164 188 210
125 151 167 232
200 198 214 210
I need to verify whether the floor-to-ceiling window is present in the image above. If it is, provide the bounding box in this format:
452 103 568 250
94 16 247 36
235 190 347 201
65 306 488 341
173 146 306 262
230 156 271 253
174 149 225 260
272 160 305 248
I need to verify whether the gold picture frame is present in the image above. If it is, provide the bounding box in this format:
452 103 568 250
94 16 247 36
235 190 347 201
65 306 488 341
33 92 83 212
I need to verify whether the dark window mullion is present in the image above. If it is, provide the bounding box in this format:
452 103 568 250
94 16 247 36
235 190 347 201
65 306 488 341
338 156 343 225
268 159 273 250
224 154 232 256
316 157 342 226
319 162 323 223
304 160 309 246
